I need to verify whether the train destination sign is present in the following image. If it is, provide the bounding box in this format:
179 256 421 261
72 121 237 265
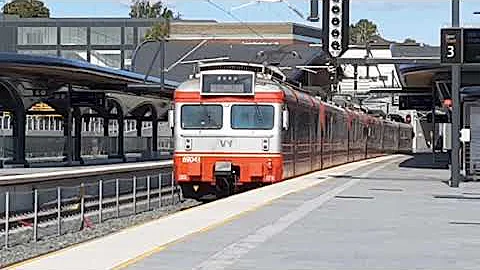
201 72 254 95
441 27 480 64
398 94 441 111
463 29 480 64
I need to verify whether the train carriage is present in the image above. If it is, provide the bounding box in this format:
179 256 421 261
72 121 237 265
170 62 413 200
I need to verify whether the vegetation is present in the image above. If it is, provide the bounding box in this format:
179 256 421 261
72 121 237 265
349 19 378 45
129 0 180 40
403 38 417 44
2 0 50 18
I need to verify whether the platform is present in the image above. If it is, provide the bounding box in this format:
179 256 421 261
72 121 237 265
11 154 480 270
0 160 172 185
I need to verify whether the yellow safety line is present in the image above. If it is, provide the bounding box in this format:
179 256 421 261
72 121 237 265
6 155 400 270
111 156 400 269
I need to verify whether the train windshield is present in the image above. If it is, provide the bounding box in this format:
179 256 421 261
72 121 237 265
181 105 223 129
231 105 274 130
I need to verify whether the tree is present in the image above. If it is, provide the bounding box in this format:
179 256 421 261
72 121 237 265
403 38 417 44
129 0 179 40
3 0 50 18
349 19 378 45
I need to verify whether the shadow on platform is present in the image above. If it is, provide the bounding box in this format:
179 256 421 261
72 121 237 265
398 153 450 169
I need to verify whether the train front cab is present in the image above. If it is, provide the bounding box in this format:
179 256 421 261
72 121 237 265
172 70 288 200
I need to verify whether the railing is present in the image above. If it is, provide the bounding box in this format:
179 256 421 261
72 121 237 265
0 170 181 249
0 136 173 160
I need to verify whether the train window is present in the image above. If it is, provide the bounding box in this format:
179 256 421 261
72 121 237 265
231 105 274 130
181 105 223 129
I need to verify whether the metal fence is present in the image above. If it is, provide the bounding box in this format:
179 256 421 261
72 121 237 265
0 171 181 249
0 135 173 161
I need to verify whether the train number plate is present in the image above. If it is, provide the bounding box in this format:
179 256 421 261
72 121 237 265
182 156 201 163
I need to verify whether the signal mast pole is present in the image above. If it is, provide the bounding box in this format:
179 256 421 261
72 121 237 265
450 0 461 187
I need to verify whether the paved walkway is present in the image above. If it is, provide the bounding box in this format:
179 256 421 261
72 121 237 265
128 155 480 270
11 154 480 270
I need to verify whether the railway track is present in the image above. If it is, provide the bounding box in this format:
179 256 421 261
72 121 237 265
1 185 182 236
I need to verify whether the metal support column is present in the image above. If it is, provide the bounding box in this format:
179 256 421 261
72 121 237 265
103 117 109 137
353 64 358 98
64 84 74 165
136 120 142 137
12 109 26 166
161 37 166 92
152 119 158 155
118 115 125 161
74 109 82 163
432 85 437 163
451 0 461 187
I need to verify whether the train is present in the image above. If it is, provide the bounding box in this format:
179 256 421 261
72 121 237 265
169 62 413 200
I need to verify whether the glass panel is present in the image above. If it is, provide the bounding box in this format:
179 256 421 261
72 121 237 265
91 27 121 45
124 50 133 70
61 27 87 45
61 50 87 61
18 27 57 45
18 50 57 56
91 50 121 68
138 27 150 43
231 105 274 130
181 105 223 130
125 27 134 44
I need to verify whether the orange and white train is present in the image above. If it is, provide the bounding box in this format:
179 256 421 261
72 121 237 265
169 62 413 200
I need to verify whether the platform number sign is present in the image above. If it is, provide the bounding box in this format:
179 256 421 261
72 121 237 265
441 28 462 64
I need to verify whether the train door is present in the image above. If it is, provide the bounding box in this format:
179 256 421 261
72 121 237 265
282 102 296 179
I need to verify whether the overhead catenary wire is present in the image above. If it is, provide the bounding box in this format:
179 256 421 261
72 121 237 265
203 0 266 40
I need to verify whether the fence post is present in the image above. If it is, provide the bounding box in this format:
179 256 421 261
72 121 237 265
99 180 103 223
147 175 151 211
159 173 162 208
116 179 119 218
133 176 136 214
171 171 174 205
80 183 85 227
33 189 38 242
57 187 61 235
5 191 9 249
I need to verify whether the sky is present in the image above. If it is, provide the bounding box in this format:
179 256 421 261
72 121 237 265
26 0 480 46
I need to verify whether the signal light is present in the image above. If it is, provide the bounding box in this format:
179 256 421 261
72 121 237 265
331 29 340 38
443 98 452 108
323 0 350 58
405 114 412 124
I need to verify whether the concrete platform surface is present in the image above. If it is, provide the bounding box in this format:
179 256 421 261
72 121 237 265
0 160 172 185
10 154 478 270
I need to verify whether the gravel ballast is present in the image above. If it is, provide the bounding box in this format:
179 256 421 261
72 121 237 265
0 198 201 268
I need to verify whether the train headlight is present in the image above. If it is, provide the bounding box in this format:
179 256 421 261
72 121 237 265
185 138 192 151
262 139 269 151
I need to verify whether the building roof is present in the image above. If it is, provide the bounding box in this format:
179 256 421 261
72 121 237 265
0 52 178 91
131 40 326 84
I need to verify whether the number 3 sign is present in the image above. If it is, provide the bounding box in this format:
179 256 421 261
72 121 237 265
441 28 462 64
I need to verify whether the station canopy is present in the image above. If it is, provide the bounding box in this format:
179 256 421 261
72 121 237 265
0 52 178 96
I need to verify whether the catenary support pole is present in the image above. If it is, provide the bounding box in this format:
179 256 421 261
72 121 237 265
451 0 461 187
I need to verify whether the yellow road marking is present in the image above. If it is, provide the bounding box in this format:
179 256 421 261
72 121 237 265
7 155 401 270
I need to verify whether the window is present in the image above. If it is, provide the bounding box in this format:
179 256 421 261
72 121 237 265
124 50 133 70
125 27 134 44
138 27 151 43
18 50 57 56
91 50 121 69
231 105 274 130
91 27 121 45
181 105 223 129
61 50 87 61
18 27 57 45
61 27 87 45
